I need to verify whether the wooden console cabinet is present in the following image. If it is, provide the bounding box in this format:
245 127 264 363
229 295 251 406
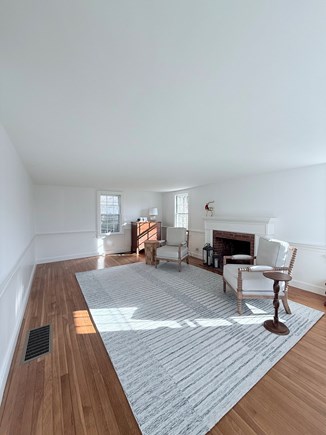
131 221 161 254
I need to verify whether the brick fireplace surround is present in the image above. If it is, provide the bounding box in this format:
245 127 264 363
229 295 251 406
213 230 255 272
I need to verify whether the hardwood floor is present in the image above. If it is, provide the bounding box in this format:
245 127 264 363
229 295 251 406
0 255 325 435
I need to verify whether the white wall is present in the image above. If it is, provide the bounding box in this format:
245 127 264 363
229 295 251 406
0 125 35 403
34 185 163 262
163 164 326 295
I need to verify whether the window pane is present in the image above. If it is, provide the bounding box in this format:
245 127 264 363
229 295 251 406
100 194 121 233
175 193 188 229
176 213 188 228
176 194 188 214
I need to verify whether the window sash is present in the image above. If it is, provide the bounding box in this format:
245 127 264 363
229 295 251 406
98 192 122 235
175 193 188 229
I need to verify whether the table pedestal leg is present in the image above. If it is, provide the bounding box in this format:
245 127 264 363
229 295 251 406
264 279 290 335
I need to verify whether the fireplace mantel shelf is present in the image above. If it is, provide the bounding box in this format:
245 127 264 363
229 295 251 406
203 216 278 224
203 216 278 250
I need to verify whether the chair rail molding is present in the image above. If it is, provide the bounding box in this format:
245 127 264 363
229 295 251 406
0 237 36 404
290 242 326 295
203 216 278 253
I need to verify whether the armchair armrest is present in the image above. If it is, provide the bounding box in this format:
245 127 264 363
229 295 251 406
223 255 233 266
238 265 289 273
178 242 188 257
248 265 274 272
236 265 290 292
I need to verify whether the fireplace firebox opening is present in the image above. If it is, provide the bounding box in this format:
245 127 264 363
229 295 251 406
212 230 255 274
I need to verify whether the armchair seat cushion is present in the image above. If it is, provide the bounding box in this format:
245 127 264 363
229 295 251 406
156 245 188 260
231 254 253 260
223 264 284 294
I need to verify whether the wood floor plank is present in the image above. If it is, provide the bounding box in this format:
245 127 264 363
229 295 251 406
61 373 76 434
83 334 121 435
31 359 45 435
268 368 326 422
212 408 262 435
63 326 88 435
42 354 54 435
75 335 111 435
0 254 325 435
65 320 98 435
7 362 30 435
263 376 325 434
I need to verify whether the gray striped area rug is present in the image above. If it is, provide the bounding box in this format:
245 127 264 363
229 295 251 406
76 263 323 435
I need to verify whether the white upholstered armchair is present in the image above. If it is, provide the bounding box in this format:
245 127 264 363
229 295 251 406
155 227 189 271
223 237 297 315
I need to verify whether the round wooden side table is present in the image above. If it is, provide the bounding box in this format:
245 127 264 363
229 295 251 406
263 271 292 335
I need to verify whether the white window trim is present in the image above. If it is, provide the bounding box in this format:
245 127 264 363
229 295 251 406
174 192 189 229
97 191 124 237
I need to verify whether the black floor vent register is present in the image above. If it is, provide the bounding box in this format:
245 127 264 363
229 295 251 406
23 324 52 363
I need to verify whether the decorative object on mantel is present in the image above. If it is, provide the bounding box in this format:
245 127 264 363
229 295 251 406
205 201 214 216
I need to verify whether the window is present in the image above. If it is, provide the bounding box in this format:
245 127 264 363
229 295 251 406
175 193 188 229
97 192 122 236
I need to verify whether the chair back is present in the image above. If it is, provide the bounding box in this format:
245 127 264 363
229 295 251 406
166 227 187 246
256 237 289 267
286 246 297 275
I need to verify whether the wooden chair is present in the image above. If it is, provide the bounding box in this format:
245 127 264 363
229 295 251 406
155 227 189 271
223 237 297 315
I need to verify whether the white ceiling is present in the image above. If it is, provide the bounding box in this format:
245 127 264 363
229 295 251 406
1 1 326 192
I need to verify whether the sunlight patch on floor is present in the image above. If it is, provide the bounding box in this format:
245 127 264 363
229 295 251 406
91 307 182 331
73 310 96 334
196 318 232 327
245 303 268 315
87 302 286 331
88 306 277 331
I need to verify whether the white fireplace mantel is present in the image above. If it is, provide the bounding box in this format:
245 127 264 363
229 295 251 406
203 216 278 253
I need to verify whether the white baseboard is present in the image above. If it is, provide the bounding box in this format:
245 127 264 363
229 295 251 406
291 280 325 296
0 263 36 404
36 249 137 264
36 251 99 264
189 251 202 260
